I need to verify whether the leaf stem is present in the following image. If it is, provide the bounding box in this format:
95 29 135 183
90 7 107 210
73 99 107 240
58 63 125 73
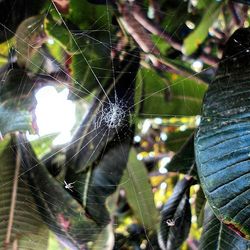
5 146 21 246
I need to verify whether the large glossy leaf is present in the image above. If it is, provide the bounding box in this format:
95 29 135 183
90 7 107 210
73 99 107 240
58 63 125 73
199 205 250 250
17 135 102 249
0 64 36 136
120 148 158 229
137 68 207 117
0 137 48 249
158 177 194 250
195 28 250 239
183 1 223 56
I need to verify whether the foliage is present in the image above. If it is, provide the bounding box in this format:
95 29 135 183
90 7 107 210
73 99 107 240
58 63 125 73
0 0 250 249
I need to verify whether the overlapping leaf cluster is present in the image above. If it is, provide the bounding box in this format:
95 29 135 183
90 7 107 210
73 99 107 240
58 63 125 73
1 0 250 249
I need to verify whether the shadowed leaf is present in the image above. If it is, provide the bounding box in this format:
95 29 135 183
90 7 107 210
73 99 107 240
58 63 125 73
0 137 49 249
166 133 196 175
17 135 102 250
158 177 194 250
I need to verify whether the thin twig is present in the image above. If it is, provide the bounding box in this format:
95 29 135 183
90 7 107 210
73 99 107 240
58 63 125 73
5 145 21 247
228 1 241 26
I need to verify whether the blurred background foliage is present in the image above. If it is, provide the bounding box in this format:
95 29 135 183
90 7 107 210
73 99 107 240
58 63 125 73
0 0 250 249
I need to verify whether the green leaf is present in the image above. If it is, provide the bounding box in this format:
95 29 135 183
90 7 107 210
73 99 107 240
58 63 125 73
0 65 36 136
195 28 250 240
199 205 250 250
17 135 102 249
69 0 109 30
120 148 158 230
0 138 49 249
195 187 206 228
183 1 224 56
44 17 79 54
158 177 194 250
30 133 58 159
166 133 195 174
137 68 206 117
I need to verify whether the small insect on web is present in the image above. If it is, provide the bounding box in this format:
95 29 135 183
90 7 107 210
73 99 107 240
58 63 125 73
166 217 179 227
64 180 76 192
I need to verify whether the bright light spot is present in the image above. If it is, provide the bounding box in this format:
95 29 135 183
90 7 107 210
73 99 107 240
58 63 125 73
134 135 141 143
154 117 162 125
191 60 203 72
147 6 154 19
179 124 187 131
137 154 143 161
160 132 168 141
142 119 151 134
47 38 54 45
159 156 171 169
191 0 198 6
160 182 167 190
35 86 76 145
196 115 201 126
186 20 195 30
159 165 168 174
191 215 197 223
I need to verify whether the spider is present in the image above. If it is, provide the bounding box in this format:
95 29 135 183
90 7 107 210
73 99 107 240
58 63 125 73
166 218 178 227
64 180 75 192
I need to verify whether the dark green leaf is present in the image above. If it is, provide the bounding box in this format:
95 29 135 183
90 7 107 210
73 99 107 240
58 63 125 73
120 148 158 229
195 28 250 240
0 0 46 43
67 130 134 226
158 177 194 250
166 128 194 152
232 0 250 4
199 205 250 250
17 135 102 249
166 133 195 174
69 0 110 30
0 137 48 249
195 187 206 228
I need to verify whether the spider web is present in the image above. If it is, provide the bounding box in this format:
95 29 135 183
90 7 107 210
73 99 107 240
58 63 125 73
0 0 249 249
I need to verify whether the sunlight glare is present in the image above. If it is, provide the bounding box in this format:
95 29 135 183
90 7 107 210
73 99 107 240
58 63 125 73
35 86 76 144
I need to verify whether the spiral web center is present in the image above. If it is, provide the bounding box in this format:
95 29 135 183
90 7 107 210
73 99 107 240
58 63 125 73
100 102 126 129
